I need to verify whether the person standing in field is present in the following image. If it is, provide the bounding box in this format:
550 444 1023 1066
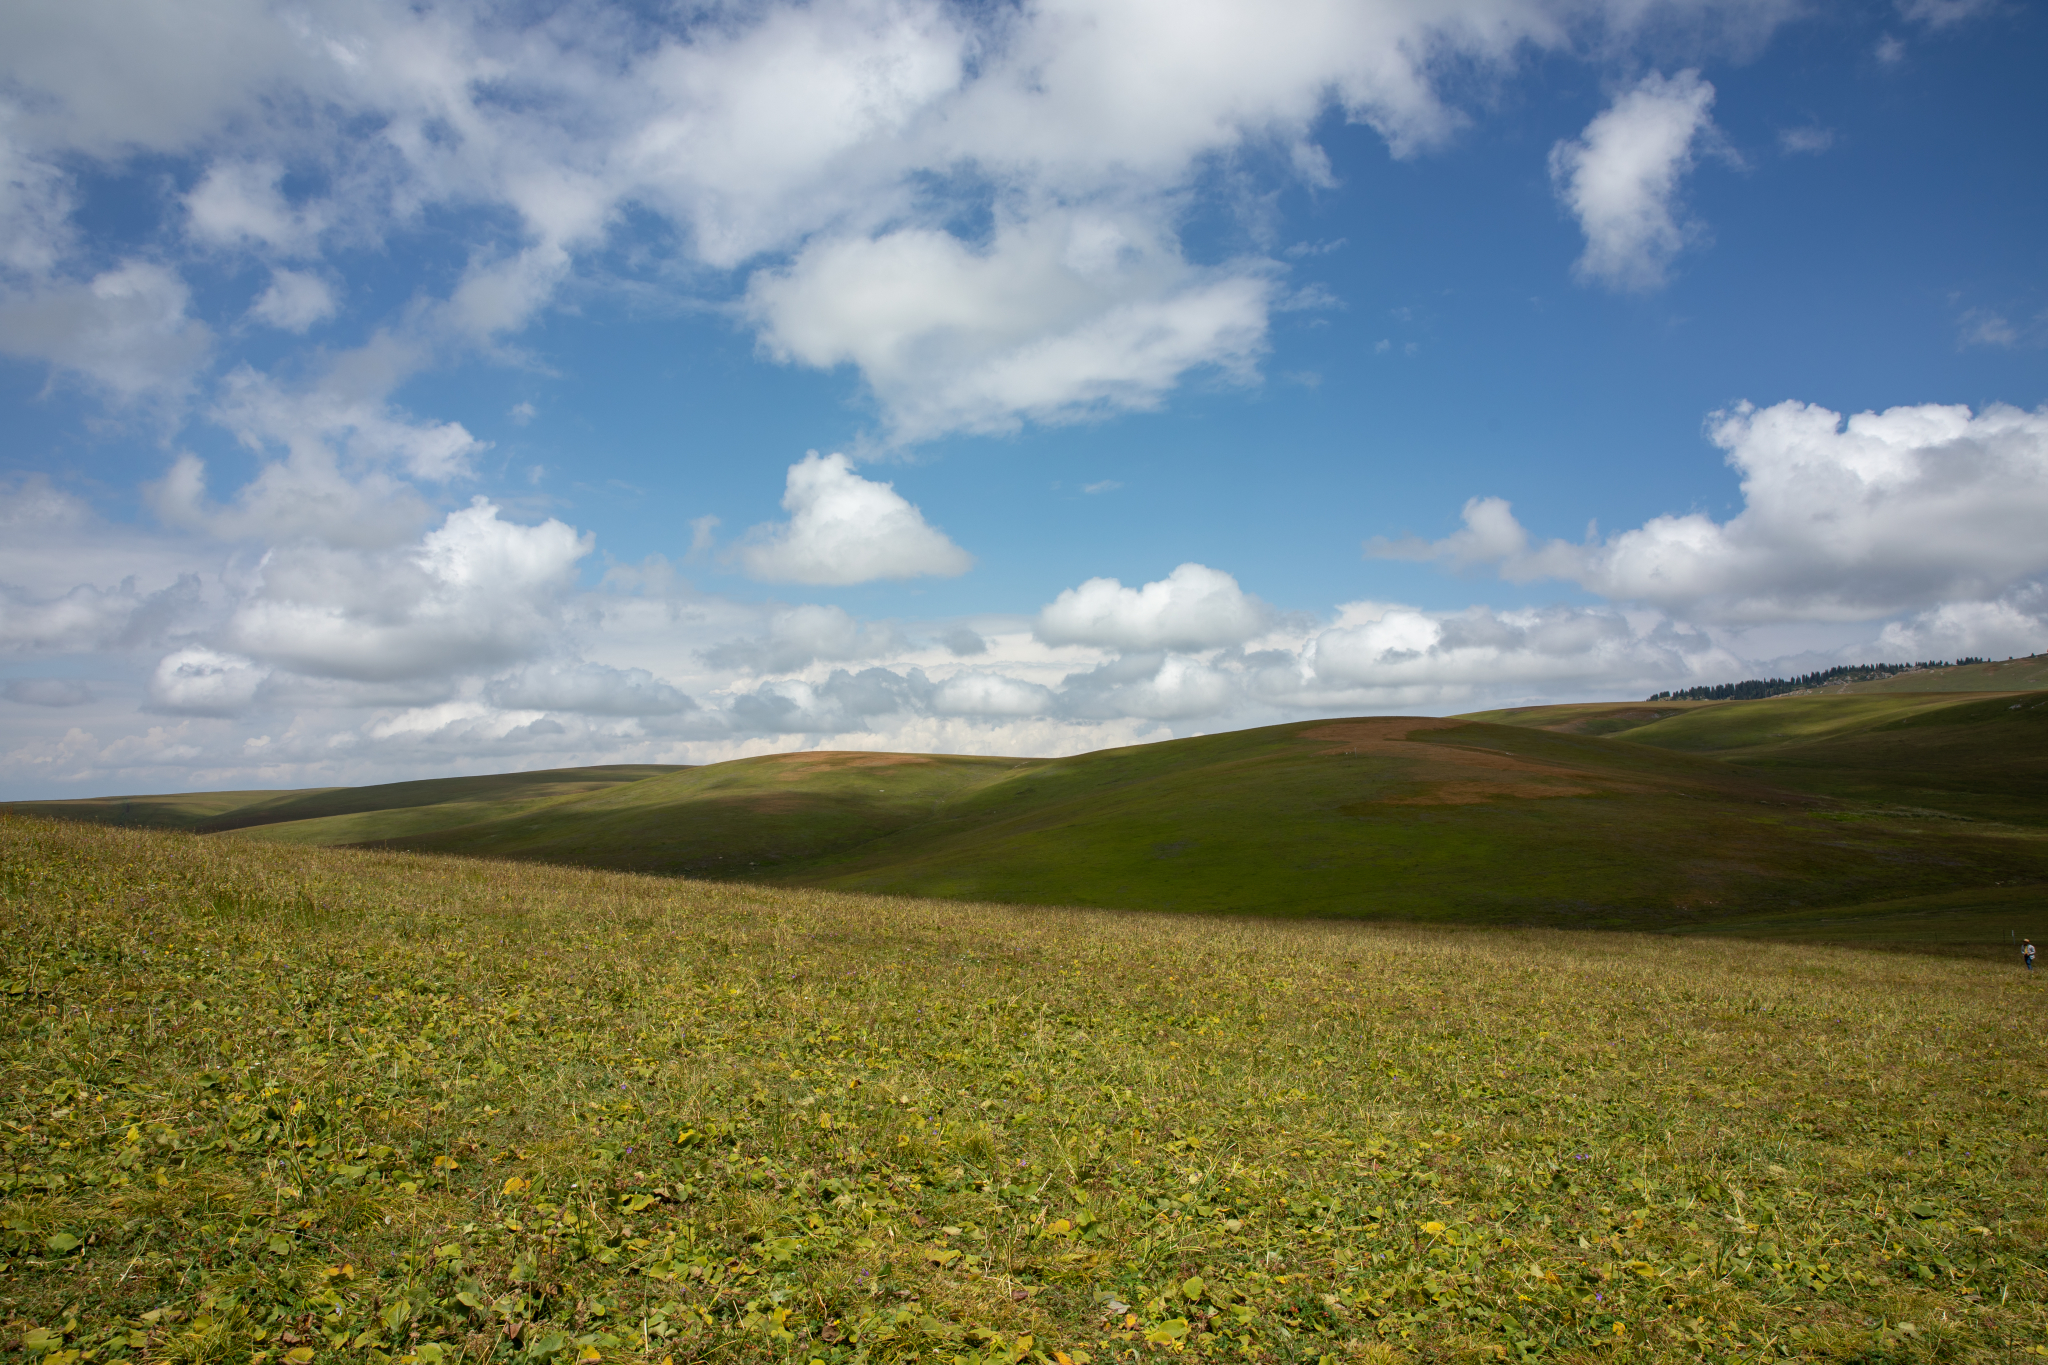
2026 939 2037 972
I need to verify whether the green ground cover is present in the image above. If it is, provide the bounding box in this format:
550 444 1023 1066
778 718 2043 925
309 699 2048 930
1654 885 2045 957
1 769 685 838
1827 657 2048 696
8 693 2046 944
1489 694 2048 831
0 789 346 833
319 754 1032 879
3 817 2045 1364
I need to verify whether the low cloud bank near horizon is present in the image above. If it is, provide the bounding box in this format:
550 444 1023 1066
7 394 2046 799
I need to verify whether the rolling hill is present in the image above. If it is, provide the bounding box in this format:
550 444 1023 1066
1817 652 2048 694
10 690 2045 934
0 764 684 837
1475 688 2048 825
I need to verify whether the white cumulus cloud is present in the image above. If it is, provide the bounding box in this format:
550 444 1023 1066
185 160 329 256
0 260 212 399
1876 588 2048 661
1057 651 1240 720
1036 562 1270 651
214 362 485 484
1301 602 1720 695
486 661 696 717
150 646 268 716
221 498 592 684
0 115 71 275
143 356 487 556
0 578 202 656
930 671 1054 717
702 603 907 675
1375 400 2048 624
249 269 338 332
150 450 433 553
0 0 1810 445
624 0 969 269
1549 70 1723 292
737 452 972 585
748 213 1273 442
0 0 319 158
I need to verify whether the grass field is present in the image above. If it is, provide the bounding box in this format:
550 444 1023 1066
4 816 2046 1364
1655 885 2045 957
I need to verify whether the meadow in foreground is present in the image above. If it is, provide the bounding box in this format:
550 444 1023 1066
2 817 2043 1364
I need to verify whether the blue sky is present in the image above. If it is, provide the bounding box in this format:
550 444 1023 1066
2 0 2044 798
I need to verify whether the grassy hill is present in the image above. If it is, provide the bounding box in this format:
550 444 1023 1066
2 763 684 837
0 784 345 830
1825 653 2048 694
10 694 2045 936
4 818 2044 1363
1477 690 2048 827
767 715 2044 925
332 750 1032 876
338 701 2048 927
1636 652 2048 702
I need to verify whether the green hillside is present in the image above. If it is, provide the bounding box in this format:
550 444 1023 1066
5 764 684 835
1481 690 2048 825
331 750 1030 874
1461 699 1713 737
9 695 2045 934
1628 652 2048 702
0 784 339 830
1826 652 2048 694
780 710 2048 923
303 705 2048 927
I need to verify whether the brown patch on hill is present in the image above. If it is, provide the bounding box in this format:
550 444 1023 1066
1298 717 1463 751
1299 717 1617 804
761 750 939 778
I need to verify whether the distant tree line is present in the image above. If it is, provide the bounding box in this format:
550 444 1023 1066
1646 659 1989 703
